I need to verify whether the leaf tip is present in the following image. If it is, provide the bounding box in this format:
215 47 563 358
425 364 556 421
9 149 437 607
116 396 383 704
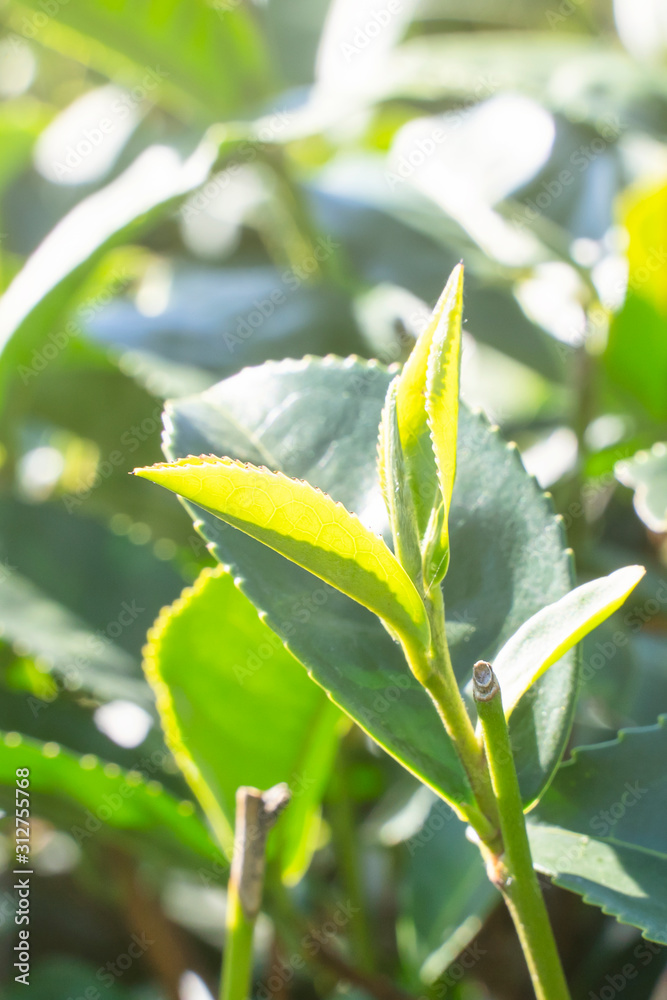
621 564 646 589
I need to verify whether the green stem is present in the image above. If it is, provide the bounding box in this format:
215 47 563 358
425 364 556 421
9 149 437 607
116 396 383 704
418 588 501 846
472 661 571 1000
220 880 255 1000
220 784 291 1000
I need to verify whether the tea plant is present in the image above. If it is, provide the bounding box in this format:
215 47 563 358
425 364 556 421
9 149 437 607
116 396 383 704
134 266 653 1000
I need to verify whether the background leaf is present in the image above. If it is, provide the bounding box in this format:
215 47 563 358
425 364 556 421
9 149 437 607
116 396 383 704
396 791 498 983
86 263 366 391
0 568 150 705
0 141 218 405
0 729 216 862
615 444 667 533
11 0 272 117
528 718 667 943
144 565 343 882
606 183 667 420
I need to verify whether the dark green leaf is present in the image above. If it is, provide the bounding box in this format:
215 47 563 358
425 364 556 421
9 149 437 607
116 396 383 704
399 792 497 981
529 717 667 943
0 730 217 861
0 568 149 705
161 357 575 806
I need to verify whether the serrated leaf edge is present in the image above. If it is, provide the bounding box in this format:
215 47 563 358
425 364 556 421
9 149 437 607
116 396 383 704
159 356 577 808
142 565 235 858
528 819 667 944
134 455 431 655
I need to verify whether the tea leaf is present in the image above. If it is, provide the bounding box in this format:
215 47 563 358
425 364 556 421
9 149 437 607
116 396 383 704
491 565 645 717
528 717 667 943
134 456 430 660
423 263 464 588
144 566 342 881
161 357 576 806
392 265 464 544
0 731 216 862
378 377 422 581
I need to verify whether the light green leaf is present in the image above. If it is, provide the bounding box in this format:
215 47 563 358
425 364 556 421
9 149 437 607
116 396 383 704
12 0 271 117
378 377 421 582
0 730 216 862
393 265 464 546
144 565 343 883
0 141 220 406
490 566 644 717
0 102 49 201
528 717 667 943
134 455 430 663
159 357 576 807
423 262 464 588
606 182 667 420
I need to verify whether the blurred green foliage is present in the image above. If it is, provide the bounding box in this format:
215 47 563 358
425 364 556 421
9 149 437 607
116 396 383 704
0 0 667 997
